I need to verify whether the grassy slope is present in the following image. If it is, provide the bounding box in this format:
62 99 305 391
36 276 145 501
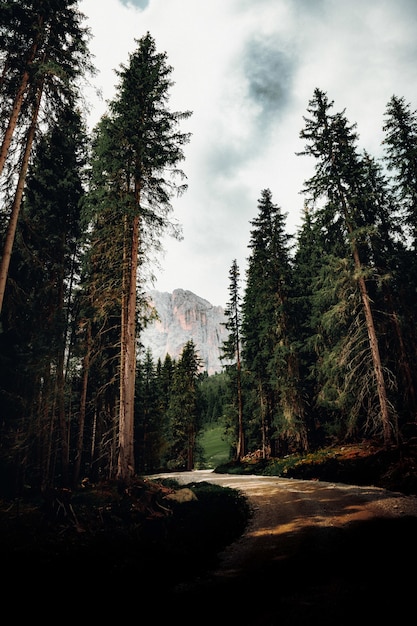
198 424 231 468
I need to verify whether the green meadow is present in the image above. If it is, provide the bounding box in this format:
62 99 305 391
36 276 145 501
198 424 231 469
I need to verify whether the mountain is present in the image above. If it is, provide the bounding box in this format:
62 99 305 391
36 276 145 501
140 289 228 375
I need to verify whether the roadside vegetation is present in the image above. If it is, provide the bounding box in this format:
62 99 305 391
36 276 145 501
216 439 417 496
0 476 251 591
1 435 416 593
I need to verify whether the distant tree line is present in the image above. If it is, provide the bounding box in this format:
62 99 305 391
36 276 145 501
1 2 417 497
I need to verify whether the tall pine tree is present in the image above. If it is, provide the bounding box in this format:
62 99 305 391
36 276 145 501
84 33 191 484
221 259 244 460
242 189 306 456
0 0 94 311
298 88 395 445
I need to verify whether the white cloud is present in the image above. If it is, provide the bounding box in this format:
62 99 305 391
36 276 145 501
79 0 417 307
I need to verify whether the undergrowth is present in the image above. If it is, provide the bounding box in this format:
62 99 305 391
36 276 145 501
215 440 417 496
0 477 252 591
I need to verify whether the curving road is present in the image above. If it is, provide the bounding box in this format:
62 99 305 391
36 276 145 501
156 470 417 625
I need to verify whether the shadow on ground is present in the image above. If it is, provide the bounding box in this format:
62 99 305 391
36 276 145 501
166 514 417 625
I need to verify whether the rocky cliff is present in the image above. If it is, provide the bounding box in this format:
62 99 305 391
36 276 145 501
140 289 228 375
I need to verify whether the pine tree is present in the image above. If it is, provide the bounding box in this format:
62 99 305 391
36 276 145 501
298 88 395 445
295 155 415 442
242 189 306 456
382 98 417 419
151 354 176 468
0 0 93 174
292 208 328 446
221 259 244 460
0 0 94 311
166 340 202 470
135 349 162 472
383 95 417 247
85 33 191 484
360 152 417 424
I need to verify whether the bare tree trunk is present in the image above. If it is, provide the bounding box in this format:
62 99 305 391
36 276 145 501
236 349 244 461
389 302 417 424
339 184 395 445
117 213 139 484
259 382 268 459
0 82 43 311
0 27 42 177
73 322 91 487
55 253 71 486
90 406 98 480
352 244 394 445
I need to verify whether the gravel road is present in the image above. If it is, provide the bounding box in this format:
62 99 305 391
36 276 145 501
157 470 417 625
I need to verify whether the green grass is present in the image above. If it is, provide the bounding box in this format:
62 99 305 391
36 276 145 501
198 424 231 469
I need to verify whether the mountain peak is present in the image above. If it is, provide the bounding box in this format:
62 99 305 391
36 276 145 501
141 289 228 375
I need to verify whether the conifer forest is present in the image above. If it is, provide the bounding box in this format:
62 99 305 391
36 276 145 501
2 1 417 499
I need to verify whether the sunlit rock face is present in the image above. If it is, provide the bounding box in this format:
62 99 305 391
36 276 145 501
140 289 228 375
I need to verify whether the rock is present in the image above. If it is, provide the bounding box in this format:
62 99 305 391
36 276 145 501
140 288 229 375
165 488 198 503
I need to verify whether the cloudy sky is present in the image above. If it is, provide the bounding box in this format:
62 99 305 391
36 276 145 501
79 0 417 307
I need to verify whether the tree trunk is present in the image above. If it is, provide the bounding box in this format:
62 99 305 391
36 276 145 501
236 351 244 461
0 82 43 311
56 339 69 485
73 321 91 487
56 252 70 486
351 243 394 445
0 28 42 177
259 382 268 459
117 213 139 484
387 297 417 423
340 184 395 445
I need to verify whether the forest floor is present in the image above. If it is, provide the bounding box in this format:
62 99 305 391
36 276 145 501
1 438 416 614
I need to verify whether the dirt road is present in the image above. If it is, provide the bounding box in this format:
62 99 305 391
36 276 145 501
159 471 417 625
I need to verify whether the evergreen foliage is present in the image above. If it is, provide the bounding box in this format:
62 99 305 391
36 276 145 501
221 259 245 460
81 32 191 484
0 105 88 492
166 340 203 471
298 89 397 445
1 10 417 494
0 0 94 310
241 189 306 457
